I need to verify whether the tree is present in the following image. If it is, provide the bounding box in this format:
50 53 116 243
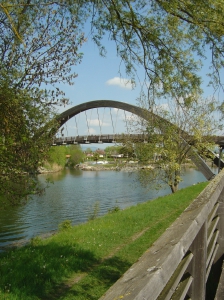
0 80 58 204
105 145 122 155
84 0 224 104
119 143 134 160
130 97 219 193
0 1 85 104
93 152 100 164
0 2 85 204
46 145 68 168
45 144 84 168
2 1 224 103
68 145 85 166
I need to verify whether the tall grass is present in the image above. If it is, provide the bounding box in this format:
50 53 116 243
0 182 208 300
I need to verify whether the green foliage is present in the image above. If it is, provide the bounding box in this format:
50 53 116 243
2 1 224 103
30 236 42 247
108 205 120 214
58 220 73 231
119 143 134 159
93 152 100 163
47 145 84 168
88 201 100 221
68 145 85 166
129 97 219 193
0 2 84 204
0 2 84 102
104 146 122 154
0 80 59 204
135 143 154 163
47 146 67 167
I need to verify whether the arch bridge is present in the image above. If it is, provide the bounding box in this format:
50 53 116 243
54 100 222 180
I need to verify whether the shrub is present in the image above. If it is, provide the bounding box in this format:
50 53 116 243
88 201 100 221
30 236 42 247
58 219 72 231
108 206 120 214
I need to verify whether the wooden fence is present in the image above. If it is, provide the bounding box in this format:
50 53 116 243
100 170 224 300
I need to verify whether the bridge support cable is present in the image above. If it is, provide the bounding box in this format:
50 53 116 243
114 108 119 141
62 117 69 145
73 114 79 144
124 110 130 137
84 109 93 144
110 108 116 143
140 119 148 143
97 108 103 144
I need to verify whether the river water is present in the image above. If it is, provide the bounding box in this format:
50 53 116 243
0 167 213 250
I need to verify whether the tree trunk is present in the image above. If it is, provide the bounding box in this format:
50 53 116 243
170 183 179 193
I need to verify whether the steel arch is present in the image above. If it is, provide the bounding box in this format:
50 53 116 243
57 100 157 128
56 100 215 180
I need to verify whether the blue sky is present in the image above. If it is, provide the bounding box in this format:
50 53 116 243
56 32 222 144
59 31 144 106
57 35 145 139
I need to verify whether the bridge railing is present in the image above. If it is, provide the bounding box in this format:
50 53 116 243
100 170 224 300
53 134 149 145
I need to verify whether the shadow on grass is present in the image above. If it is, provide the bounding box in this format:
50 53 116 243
0 241 98 299
58 256 132 300
0 242 131 300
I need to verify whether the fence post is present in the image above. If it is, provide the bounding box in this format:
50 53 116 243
215 190 224 263
188 222 207 299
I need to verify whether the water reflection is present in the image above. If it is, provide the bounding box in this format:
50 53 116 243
0 167 213 250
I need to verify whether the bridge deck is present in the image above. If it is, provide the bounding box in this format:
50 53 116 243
53 134 148 145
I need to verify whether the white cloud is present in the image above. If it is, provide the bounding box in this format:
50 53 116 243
88 119 110 127
86 128 96 135
106 77 133 90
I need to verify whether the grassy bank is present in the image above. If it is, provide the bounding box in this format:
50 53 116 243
0 182 208 300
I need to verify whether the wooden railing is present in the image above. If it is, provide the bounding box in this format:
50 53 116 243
100 170 224 300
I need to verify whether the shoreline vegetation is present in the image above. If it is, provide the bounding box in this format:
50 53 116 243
38 160 197 173
0 182 208 300
39 144 200 174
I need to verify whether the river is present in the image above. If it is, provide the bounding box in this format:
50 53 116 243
0 167 214 250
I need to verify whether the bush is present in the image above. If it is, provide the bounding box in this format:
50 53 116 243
108 206 120 214
30 236 42 247
88 201 100 221
58 219 72 231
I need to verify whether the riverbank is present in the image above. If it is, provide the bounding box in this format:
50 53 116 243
38 162 63 173
77 161 196 171
0 182 208 300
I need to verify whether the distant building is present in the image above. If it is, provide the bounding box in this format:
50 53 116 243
95 148 105 158
110 154 124 158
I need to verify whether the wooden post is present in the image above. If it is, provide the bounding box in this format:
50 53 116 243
215 189 224 263
188 222 207 299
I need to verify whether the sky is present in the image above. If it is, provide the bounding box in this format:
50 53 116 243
56 35 145 141
55 30 223 147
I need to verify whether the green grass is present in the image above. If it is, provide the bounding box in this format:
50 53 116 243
0 182 208 300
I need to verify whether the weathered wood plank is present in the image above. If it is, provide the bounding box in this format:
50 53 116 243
206 243 219 282
207 230 219 268
100 171 224 300
207 216 220 246
215 261 224 300
208 202 219 228
157 252 193 300
188 222 207 299
215 191 224 264
171 274 193 300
